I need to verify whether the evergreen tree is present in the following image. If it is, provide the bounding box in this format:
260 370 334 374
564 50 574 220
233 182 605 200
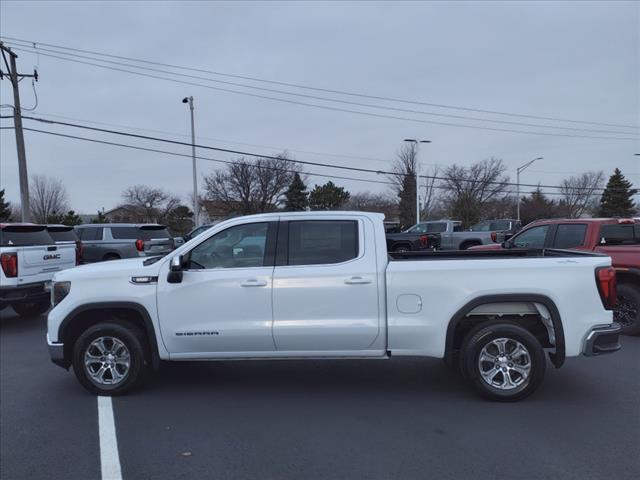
91 210 109 223
284 173 308 211
398 173 416 230
0 189 11 221
308 181 350 210
61 210 83 226
519 187 557 225
599 168 637 217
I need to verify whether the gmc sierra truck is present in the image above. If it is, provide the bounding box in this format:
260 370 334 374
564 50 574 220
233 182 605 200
1 224 76 316
46 212 620 401
404 220 503 250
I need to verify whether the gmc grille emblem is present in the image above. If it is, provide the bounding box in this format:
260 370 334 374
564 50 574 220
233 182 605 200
43 254 61 260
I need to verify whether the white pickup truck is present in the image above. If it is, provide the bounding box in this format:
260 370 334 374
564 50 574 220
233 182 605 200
46 212 621 401
1 224 76 317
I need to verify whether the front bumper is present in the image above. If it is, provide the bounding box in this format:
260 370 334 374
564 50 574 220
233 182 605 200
583 323 622 356
0 282 50 305
47 333 68 369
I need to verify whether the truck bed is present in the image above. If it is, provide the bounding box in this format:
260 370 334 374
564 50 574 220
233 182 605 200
389 248 604 261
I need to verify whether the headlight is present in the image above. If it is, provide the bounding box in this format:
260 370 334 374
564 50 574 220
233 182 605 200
52 281 71 307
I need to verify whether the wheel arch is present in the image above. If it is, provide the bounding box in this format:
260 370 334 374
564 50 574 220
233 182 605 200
616 268 640 289
58 302 160 370
459 239 482 250
445 294 566 368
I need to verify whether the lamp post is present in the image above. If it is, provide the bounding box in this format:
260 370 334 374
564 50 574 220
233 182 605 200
404 139 431 224
182 96 199 227
516 156 543 221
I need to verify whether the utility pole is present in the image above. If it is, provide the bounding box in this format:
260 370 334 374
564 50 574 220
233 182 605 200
516 156 543 221
182 96 199 227
1 42 36 222
404 139 431 224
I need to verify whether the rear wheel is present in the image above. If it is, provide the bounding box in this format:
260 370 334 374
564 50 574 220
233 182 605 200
72 322 147 395
614 284 640 336
103 253 121 261
460 321 546 401
12 299 50 317
392 244 411 253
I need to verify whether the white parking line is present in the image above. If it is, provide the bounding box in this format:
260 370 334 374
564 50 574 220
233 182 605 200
98 396 123 480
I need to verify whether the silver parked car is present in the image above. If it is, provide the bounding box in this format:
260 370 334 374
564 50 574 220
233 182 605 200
74 224 175 262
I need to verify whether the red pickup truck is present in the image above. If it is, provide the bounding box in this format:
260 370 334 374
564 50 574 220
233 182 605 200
471 218 640 335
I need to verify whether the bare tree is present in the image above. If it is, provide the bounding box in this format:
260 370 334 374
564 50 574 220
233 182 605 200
441 158 510 227
388 143 417 228
346 192 397 216
558 171 605 218
421 165 441 220
202 154 299 216
30 174 70 223
122 185 181 223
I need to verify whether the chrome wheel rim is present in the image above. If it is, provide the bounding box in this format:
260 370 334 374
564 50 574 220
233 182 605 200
84 336 131 386
478 337 531 390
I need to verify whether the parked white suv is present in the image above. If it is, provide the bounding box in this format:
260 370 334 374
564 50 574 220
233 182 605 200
46 212 620 401
1 224 76 317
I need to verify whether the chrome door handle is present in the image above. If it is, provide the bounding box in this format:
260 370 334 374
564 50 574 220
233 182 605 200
241 279 268 287
344 276 372 285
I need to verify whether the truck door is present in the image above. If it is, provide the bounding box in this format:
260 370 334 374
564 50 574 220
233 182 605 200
157 221 277 355
272 217 381 352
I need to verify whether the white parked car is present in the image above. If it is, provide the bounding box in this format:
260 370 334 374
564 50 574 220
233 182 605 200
1 223 76 317
46 212 620 401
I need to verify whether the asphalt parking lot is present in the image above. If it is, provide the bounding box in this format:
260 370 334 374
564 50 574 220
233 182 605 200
1 307 639 480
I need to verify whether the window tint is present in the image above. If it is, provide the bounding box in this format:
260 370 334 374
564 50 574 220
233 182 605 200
138 227 171 240
0 226 53 246
288 220 358 265
110 227 139 239
189 222 269 269
599 224 640 245
47 228 78 242
76 227 102 241
554 224 587 249
512 225 549 248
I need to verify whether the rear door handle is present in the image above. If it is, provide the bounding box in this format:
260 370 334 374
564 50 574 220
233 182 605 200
344 276 372 285
241 279 268 287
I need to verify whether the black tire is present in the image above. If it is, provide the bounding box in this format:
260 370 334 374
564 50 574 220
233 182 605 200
460 321 546 402
72 322 148 396
12 299 50 317
102 253 121 261
614 283 640 336
392 244 411 253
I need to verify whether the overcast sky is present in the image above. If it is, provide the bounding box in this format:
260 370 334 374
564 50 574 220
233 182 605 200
1 1 639 214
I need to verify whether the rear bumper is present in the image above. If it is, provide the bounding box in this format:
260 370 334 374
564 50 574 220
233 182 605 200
0 282 50 305
583 323 622 356
46 334 68 369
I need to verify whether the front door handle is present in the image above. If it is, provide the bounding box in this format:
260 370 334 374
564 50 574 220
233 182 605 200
241 279 268 287
344 276 372 285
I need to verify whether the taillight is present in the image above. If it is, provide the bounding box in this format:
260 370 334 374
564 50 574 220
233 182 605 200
491 232 497 242
0 252 18 278
419 234 428 247
596 267 617 310
135 239 145 252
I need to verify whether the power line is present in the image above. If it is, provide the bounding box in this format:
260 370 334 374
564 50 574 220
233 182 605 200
3 35 638 131
6 43 638 137
3 124 584 197
6 46 638 141
4 114 619 193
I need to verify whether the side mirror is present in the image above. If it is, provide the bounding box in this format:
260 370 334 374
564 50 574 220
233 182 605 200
167 255 183 283
502 240 511 249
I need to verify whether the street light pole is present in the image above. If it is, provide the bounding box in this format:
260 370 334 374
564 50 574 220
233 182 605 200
404 139 431 224
182 96 199 227
516 156 543 221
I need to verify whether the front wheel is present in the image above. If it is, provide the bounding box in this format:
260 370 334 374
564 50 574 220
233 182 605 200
12 299 50 317
72 322 147 395
460 321 546 402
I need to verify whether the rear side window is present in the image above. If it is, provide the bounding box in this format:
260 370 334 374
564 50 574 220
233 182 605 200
599 224 640 245
288 220 358 266
553 224 587 249
110 226 170 240
77 227 103 241
110 227 139 239
138 227 171 240
0 226 54 246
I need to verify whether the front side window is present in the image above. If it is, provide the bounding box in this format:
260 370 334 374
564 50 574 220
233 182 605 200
553 224 587 249
188 222 269 269
76 227 102 241
288 220 358 266
512 225 549 248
